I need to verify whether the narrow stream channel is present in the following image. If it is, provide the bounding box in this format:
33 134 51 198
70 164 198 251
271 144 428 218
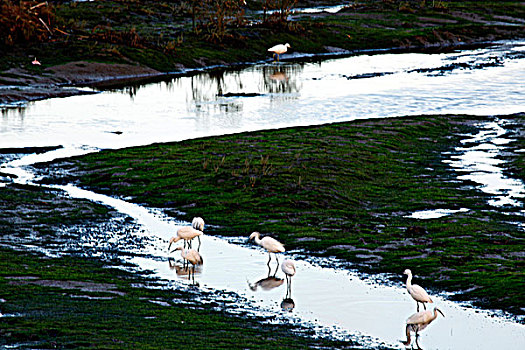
2 41 525 348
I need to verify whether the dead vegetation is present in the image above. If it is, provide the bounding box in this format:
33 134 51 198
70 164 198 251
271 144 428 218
0 1 62 47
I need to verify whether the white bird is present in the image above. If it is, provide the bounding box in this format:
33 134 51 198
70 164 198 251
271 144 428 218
173 246 203 284
192 217 205 231
248 231 285 266
268 43 290 62
281 258 296 298
168 225 203 251
403 307 445 349
404 269 433 311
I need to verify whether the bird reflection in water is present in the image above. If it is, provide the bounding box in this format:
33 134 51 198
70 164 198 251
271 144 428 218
168 257 203 277
248 275 284 292
262 64 302 95
280 297 295 312
401 307 445 349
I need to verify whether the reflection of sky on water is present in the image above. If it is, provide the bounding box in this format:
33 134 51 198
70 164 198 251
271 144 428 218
445 120 525 207
1 41 524 152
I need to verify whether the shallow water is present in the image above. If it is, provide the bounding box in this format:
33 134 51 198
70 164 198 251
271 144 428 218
445 119 525 207
46 185 525 349
1 41 525 348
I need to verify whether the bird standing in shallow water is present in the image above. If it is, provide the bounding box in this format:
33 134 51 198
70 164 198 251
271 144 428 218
168 217 205 251
404 269 433 312
268 43 290 62
248 231 285 267
281 258 296 298
173 246 203 284
403 307 444 349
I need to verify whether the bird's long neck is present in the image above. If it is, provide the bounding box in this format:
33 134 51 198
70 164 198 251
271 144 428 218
431 309 439 321
253 234 262 246
406 273 412 288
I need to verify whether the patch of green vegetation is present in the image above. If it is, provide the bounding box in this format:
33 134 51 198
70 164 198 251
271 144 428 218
0 248 350 349
41 115 525 316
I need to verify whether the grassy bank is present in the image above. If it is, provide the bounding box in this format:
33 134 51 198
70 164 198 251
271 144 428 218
1 1 524 80
38 114 525 317
0 184 353 349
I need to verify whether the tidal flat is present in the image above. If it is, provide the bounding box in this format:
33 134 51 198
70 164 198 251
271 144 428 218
35 114 525 318
0 186 353 349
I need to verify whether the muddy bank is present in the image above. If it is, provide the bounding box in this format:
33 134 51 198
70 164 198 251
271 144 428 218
0 61 166 105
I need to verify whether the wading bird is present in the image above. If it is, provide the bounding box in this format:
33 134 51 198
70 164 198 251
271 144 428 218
404 269 433 312
248 231 285 266
281 258 296 298
192 217 205 232
32 57 41 65
403 307 445 349
173 246 203 284
168 217 205 251
268 43 290 62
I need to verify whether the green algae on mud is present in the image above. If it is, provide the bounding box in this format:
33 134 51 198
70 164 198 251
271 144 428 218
0 248 352 349
38 114 525 317
0 185 353 349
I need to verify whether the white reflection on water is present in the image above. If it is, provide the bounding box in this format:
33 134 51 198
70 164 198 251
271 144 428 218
407 208 469 219
1 41 524 152
445 119 525 207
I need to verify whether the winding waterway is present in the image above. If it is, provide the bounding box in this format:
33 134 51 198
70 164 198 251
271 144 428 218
2 40 525 349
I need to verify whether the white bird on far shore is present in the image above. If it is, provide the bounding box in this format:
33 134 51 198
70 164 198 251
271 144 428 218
268 43 290 62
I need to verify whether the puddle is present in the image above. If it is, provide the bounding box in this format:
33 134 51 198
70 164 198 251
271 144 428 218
406 208 469 219
444 119 525 207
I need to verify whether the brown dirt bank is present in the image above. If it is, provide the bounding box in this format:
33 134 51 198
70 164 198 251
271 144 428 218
0 61 165 105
